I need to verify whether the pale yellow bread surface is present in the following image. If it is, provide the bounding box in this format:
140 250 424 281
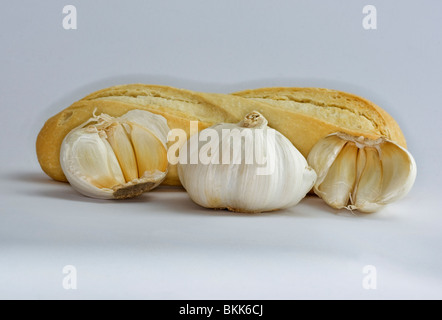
233 87 406 148
36 84 406 186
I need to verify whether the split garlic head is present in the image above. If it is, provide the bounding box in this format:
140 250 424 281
177 111 317 213
60 110 170 199
307 132 417 213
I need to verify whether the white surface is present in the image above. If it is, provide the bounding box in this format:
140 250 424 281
1 0 441 299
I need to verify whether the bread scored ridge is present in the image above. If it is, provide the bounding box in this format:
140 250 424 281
36 84 406 186
232 87 406 148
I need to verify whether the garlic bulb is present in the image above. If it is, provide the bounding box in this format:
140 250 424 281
177 111 317 213
307 132 417 212
60 110 170 199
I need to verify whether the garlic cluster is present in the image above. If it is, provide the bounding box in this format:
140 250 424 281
307 132 417 212
60 110 170 199
177 111 317 213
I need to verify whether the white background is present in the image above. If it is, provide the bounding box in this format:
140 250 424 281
1 0 441 299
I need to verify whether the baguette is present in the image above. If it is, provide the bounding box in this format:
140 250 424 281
36 84 406 186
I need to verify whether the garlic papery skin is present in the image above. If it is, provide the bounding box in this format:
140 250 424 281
177 111 317 213
307 132 417 213
60 110 170 199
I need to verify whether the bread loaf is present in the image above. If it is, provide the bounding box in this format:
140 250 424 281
36 84 406 186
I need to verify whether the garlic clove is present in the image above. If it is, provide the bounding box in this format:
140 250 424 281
316 142 358 209
128 123 168 177
306 134 347 187
350 147 383 212
354 143 367 192
61 130 125 199
378 141 417 204
69 130 125 189
106 123 138 182
60 110 170 199
119 109 169 147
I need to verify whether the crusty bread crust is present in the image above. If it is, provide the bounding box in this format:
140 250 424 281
232 87 406 148
36 84 406 186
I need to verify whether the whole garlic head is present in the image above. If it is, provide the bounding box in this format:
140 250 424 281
60 109 170 199
177 111 317 213
307 132 417 212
